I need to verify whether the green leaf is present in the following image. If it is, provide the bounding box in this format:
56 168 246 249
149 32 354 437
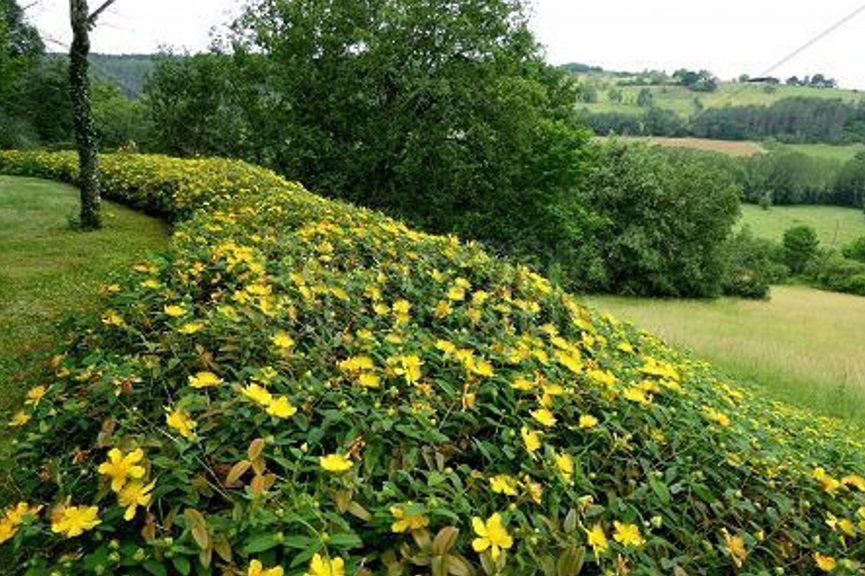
243 533 279 554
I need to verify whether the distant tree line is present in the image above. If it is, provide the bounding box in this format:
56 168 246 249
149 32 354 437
583 97 865 144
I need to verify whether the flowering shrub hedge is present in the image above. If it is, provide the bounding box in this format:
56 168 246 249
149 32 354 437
1 150 864 575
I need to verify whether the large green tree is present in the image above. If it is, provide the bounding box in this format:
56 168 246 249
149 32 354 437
573 143 741 297
147 0 591 269
0 0 44 148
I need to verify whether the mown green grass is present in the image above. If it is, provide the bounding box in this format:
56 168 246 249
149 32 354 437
740 203 865 247
584 285 865 425
0 176 167 413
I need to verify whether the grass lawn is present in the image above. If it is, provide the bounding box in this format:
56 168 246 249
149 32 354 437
584 285 865 425
0 176 167 413
740 203 865 248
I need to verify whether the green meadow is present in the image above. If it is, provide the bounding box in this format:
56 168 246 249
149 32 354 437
0 176 167 412
584 285 865 425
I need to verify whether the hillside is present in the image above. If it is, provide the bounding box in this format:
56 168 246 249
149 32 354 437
571 69 864 117
88 54 155 98
1 151 864 574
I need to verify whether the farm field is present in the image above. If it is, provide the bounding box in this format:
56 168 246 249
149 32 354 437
584 285 865 425
0 176 167 412
740 203 865 247
577 78 864 117
601 136 766 156
602 135 864 162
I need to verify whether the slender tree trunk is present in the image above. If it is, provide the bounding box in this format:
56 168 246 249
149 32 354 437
69 0 101 229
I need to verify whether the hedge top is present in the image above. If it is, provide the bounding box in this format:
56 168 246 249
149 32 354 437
0 150 863 575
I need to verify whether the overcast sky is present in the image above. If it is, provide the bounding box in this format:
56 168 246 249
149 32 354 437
26 0 865 89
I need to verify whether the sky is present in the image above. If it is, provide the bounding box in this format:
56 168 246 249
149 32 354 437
25 0 865 89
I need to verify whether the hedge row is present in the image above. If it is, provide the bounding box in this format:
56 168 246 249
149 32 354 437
0 150 864 575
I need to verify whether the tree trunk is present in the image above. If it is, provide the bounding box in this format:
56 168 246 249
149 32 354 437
69 0 101 229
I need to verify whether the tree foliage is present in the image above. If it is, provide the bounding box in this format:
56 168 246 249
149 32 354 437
783 225 819 274
146 0 592 277
571 143 741 297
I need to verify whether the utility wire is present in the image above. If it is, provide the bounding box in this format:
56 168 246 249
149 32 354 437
687 1 865 122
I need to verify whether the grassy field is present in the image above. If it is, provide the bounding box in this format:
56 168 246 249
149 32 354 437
767 142 865 162
579 77 863 117
0 176 167 412
584 285 865 425
740 203 865 247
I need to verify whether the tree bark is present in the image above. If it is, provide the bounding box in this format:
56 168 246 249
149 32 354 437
69 0 101 229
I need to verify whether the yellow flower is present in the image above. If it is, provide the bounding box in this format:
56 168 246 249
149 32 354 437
271 331 295 350
842 474 865 492
51 504 101 538
579 414 599 429
814 553 837 572
813 467 842 495
836 518 856 537
394 355 423 383
556 350 582 374
521 426 541 454
703 406 731 427
166 407 197 439
304 553 345 576
489 474 520 496
555 452 574 483
0 520 15 545
320 453 353 473
188 371 223 389
531 408 557 428
4 502 40 525
585 524 608 557
8 410 30 427
163 304 187 317
339 355 375 372
357 372 381 389
177 321 205 334
0 502 41 545
511 378 533 391
117 480 156 521
24 385 46 406
447 285 465 301
722 530 747 568
97 448 146 493
101 309 125 327
469 358 495 378
390 503 430 533
623 387 651 405
248 559 284 576
392 299 411 315
612 521 645 547
266 396 297 419
241 383 273 406
471 513 513 560
435 340 456 355
434 300 452 318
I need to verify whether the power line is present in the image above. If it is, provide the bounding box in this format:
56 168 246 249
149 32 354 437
687 1 865 123
756 1 865 79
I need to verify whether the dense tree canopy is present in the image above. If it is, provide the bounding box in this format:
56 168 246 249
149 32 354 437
147 0 592 273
